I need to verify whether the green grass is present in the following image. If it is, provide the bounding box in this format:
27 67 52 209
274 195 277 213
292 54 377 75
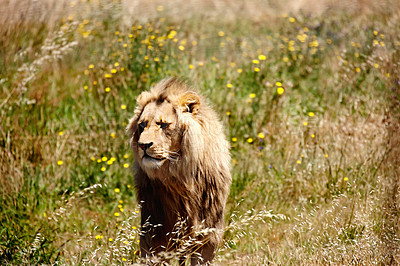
1 0 400 264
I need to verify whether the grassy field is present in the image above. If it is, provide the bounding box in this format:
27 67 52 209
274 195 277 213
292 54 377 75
1 0 400 264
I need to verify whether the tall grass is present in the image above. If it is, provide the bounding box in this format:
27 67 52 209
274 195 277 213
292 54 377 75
1 0 399 264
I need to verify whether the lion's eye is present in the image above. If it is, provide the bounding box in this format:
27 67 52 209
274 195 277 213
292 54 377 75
159 122 169 129
138 121 147 132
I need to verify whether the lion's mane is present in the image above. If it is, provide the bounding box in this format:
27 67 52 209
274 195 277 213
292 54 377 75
127 77 231 264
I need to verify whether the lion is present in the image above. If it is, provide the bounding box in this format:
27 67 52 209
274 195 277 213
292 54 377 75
126 77 231 265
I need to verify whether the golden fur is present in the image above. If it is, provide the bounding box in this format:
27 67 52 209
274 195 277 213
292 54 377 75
127 78 231 264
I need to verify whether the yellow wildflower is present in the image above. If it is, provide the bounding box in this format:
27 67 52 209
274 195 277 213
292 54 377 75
167 30 177 39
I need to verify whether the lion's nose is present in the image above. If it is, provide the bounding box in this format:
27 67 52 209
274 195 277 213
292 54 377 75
138 142 153 151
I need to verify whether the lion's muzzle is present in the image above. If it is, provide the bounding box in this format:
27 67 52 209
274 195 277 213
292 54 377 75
138 142 153 151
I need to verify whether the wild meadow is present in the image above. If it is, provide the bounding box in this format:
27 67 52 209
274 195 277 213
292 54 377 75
1 0 400 264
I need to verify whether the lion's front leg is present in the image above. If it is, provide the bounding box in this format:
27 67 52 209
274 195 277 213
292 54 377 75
190 240 218 265
140 229 173 265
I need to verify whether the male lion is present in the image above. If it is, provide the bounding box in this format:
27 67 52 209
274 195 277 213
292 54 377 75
127 77 231 265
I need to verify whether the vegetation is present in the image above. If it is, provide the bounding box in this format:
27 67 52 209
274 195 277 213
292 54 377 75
1 0 399 264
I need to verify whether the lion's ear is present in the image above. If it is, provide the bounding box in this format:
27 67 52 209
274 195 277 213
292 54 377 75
137 91 152 106
179 91 200 114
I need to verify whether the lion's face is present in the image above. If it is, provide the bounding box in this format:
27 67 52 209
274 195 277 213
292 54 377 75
127 78 204 175
135 100 182 169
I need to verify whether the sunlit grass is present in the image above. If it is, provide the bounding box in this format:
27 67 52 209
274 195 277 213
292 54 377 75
1 0 400 264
